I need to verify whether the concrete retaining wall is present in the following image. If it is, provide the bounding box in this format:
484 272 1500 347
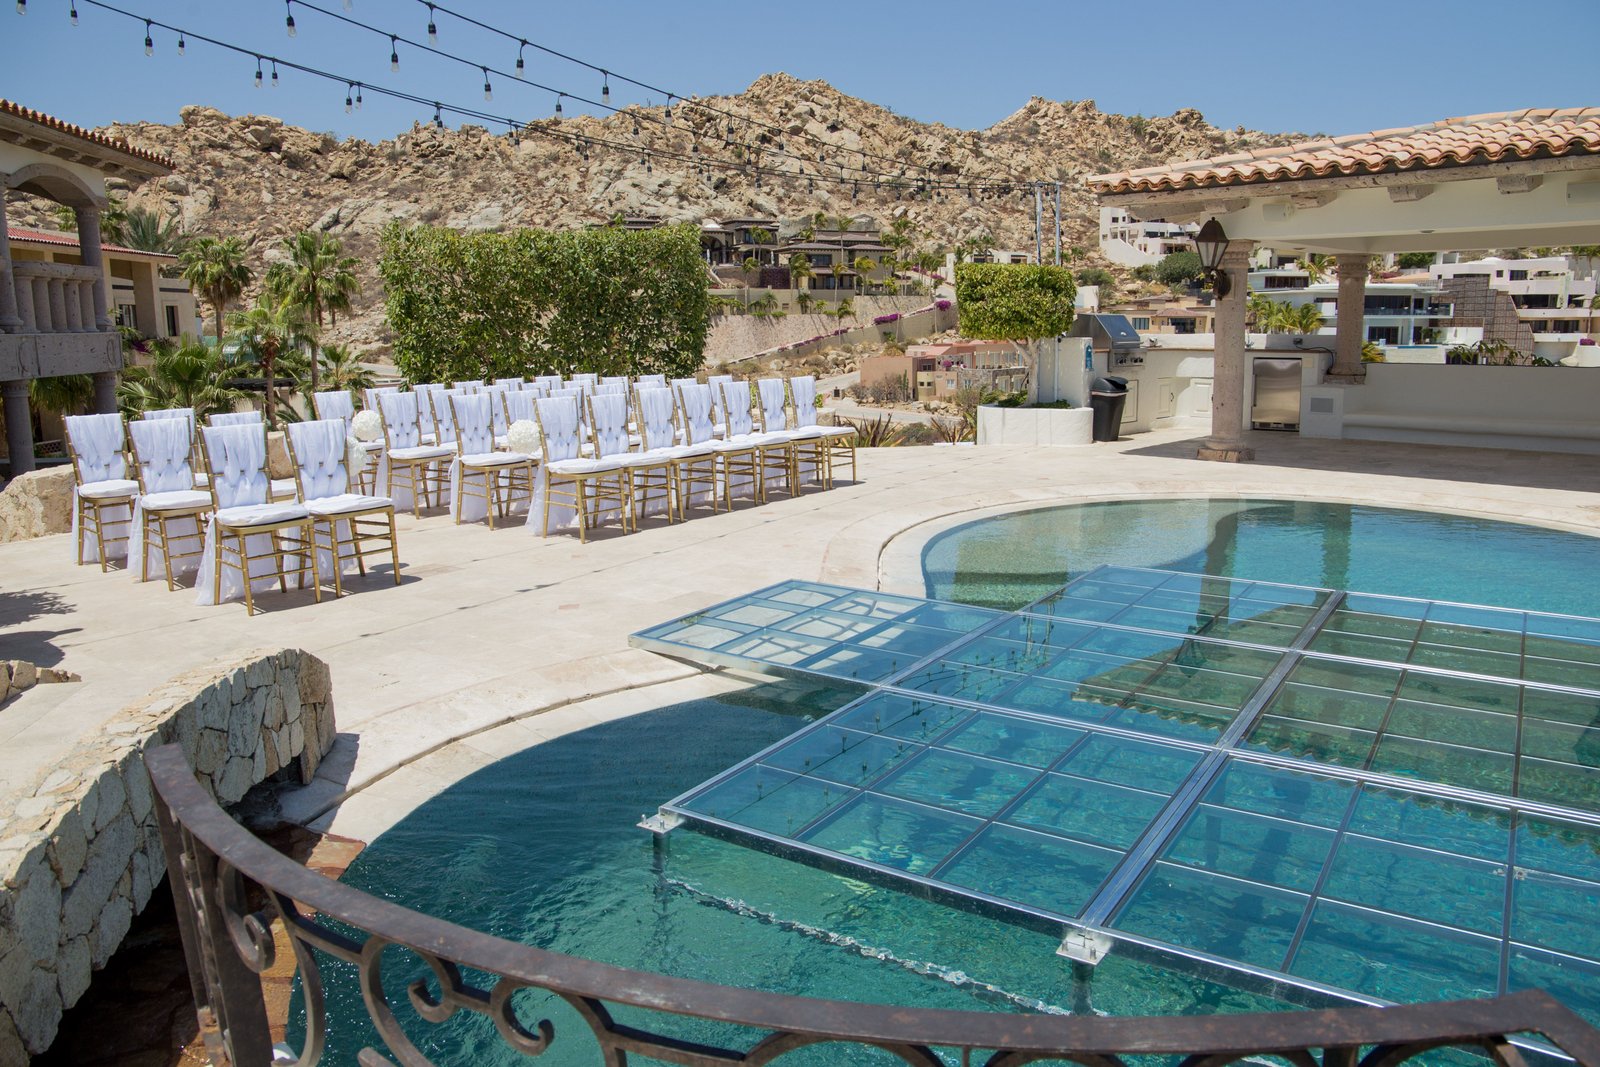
0 648 336 1061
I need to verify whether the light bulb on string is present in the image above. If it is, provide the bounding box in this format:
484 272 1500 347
389 35 399 72
285 1 295 37
664 96 673 122
177 32 185 54
515 40 526 78
69 2 77 24
254 57 263 88
433 104 443 130
482 67 492 102
15 1 24 14
344 84 354 113
143 19 152 55
425 3 436 43
270 60 279 88
341 0 350 9
355 83 363 109
601 73 610 105
554 94 563 117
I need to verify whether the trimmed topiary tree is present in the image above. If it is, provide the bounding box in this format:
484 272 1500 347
955 263 1076 402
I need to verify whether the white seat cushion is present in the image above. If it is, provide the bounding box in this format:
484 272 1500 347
546 457 624 476
359 441 383 453
420 432 438 445
80 478 139 500
461 452 533 467
789 427 828 439
215 502 310 527
706 437 756 453
612 452 672 469
192 472 211 488
305 493 394 516
389 445 454 462
140 489 212 512
269 478 297 500
652 443 717 460
821 426 857 439
749 432 796 447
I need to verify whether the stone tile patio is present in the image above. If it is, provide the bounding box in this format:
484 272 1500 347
5 428 1600 841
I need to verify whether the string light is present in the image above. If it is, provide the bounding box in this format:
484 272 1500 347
600 71 609 105
254 56 263 87
344 82 353 112
270 59 279 87
177 30 184 53
142 17 151 53
389 34 398 71
341 0 350 9
284 0 295 36
15 1 23 14
424 2 435 43
553 93 563 116
354 82 363 109
69 2 77 24
433 102 442 128
481 66 491 101
515 39 525 77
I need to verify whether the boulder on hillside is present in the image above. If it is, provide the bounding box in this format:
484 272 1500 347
0 467 74 543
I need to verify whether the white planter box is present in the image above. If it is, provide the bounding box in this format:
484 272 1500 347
976 404 1094 446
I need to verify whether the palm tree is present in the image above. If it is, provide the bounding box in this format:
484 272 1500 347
1300 254 1330 284
55 197 129 244
120 208 187 255
227 294 312 427
1261 300 1325 334
179 236 253 348
1246 293 1275 330
834 297 855 321
30 374 95 419
854 256 877 293
796 290 813 315
315 343 377 395
741 255 761 310
117 339 248 420
264 231 361 391
789 252 812 294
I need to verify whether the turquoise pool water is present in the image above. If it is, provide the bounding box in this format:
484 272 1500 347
302 499 1600 1063
921 498 1600 615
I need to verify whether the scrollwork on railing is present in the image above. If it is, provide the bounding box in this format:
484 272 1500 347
145 744 1600 1067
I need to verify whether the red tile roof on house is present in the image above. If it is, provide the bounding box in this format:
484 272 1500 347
0 99 175 170
8 226 178 260
1087 108 1600 195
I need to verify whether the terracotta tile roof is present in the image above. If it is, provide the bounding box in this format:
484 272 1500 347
9 226 178 260
1088 108 1600 195
0 100 174 170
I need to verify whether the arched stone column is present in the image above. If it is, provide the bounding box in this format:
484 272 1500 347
0 183 22 334
1329 254 1369 380
74 205 113 332
3 379 35 475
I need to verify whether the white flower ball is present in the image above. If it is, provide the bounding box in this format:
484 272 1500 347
351 408 382 442
346 435 372 473
506 419 540 457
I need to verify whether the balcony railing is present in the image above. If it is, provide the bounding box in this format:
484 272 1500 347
145 743 1600 1067
8 260 103 334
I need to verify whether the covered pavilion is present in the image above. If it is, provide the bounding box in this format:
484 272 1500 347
1088 108 1600 460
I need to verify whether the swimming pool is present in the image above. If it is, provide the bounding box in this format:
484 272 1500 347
921 498 1600 616
304 499 1600 1063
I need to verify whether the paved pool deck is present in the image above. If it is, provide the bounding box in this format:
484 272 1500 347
5 428 1600 843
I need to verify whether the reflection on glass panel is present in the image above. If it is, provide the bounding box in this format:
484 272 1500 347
1396 672 1520 716
1007 773 1168 850
946 636 1058 676
875 748 1040 818
1508 945 1600 1026
1511 868 1600 962
1309 630 1414 663
714 600 806 627
1322 836 1505 935
684 766 848 836
1163 805 1335 892
1106 695 1234 742
1116 862 1307 970
776 609 883 642
937 713 1086 768
1290 901 1500 1002
1138 663 1264 710
995 678 1120 726
1516 816 1600 882
1286 657 1401 698
767 583 843 608
1418 618 1521 654
1517 756 1600 812
762 727 916 787
1266 681 1391 731
1321 608 1423 642
1345 786 1510 859
1522 688 1600 728
803 645 915 683
1243 716 1377 769
898 660 1019 701
939 824 1122 917
802 794 982 875
721 631 831 666
831 692 970 742
1205 762 1356 829
1058 734 1201 792
1408 642 1521 678
1369 736 1514 796
1383 700 1517 753
654 620 749 650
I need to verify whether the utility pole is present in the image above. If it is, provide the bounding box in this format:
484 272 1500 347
1033 183 1044 265
1053 182 1063 266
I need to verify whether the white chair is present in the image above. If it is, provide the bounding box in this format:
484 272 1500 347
638 385 716 517
720 379 794 502
502 389 540 439
449 393 535 529
600 375 629 389
378 392 453 517
529 394 626 541
533 375 563 395
285 419 400 598
453 379 485 394
424 387 468 449
141 407 204 488
754 377 811 496
481 384 512 441
126 417 211 589
637 373 667 389
568 372 598 390
208 410 262 428
197 423 319 615
63 413 136 570
589 391 674 528
681 382 758 511
706 374 734 438
791 374 856 485
413 384 446 444
362 385 400 412
314 389 378 494
493 376 525 390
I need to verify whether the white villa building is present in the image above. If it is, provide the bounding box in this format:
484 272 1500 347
1098 206 1198 267
1427 254 1597 361
1247 270 1458 347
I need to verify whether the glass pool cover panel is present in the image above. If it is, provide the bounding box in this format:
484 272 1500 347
635 567 1600 1011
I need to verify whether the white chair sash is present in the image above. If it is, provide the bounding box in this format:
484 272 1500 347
287 418 363 576
721 380 756 437
637 374 667 389
637 387 677 452
127 417 204 580
363 385 400 411
791 375 821 427
600 375 628 387
494 376 525 389
527 395 582 535
534 375 563 395
454 380 484 394
313 390 356 428
589 393 631 459
209 410 262 428
504 389 537 426
756 378 788 432
64 412 132 564
679 383 716 446
196 423 297 606
481 385 511 434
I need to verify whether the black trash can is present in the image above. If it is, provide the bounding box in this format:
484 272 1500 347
1088 376 1129 442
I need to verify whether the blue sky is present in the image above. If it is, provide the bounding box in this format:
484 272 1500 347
2 0 1596 143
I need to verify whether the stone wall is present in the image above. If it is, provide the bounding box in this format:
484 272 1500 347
0 661 78 708
0 648 335 1062
703 296 931 367
0 468 73 544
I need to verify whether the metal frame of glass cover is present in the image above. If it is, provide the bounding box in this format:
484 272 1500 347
632 569 1600 1015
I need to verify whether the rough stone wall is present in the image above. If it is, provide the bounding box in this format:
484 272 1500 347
0 662 78 708
0 648 335 1062
0 469 73 544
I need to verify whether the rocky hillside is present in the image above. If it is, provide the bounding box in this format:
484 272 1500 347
11 74 1297 353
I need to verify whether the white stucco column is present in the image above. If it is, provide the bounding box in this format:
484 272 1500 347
0 184 23 334
1197 243 1255 462
74 205 114 332
1329 254 1368 380
3 379 34 475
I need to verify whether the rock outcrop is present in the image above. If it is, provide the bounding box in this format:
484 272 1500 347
0 468 73 544
9 75 1297 356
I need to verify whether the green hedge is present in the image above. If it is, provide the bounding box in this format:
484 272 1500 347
954 263 1076 342
379 221 709 383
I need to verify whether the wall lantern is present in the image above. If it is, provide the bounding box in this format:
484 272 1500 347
1195 217 1232 298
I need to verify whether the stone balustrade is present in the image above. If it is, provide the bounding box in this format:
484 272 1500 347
0 648 337 1061
8 262 104 336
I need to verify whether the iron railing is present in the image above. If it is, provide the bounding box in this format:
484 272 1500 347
146 743 1600 1067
